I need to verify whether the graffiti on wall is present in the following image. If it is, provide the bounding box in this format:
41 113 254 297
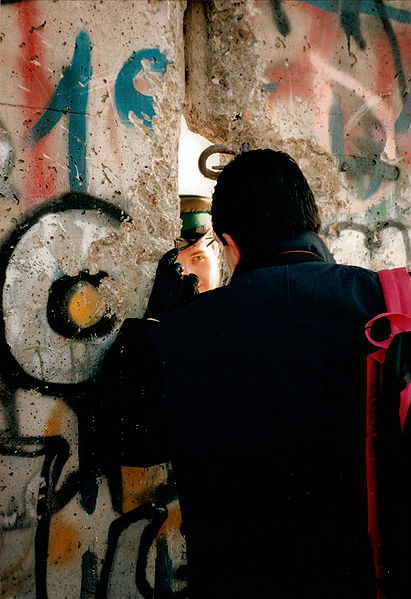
24 30 92 193
115 48 172 131
2 0 409 596
254 0 410 266
22 29 170 199
10 0 174 210
263 0 410 184
0 193 187 597
1 2 185 597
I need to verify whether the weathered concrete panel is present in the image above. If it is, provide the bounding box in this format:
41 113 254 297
1 1 410 597
0 1 186 597
185 0 411 268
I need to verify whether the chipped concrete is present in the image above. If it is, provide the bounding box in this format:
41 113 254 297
184 0 411 269
0 1 410 597
0 1 187 597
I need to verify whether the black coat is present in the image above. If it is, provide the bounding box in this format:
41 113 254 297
97 234 386 598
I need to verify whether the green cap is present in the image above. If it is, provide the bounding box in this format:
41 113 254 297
177 195 213 248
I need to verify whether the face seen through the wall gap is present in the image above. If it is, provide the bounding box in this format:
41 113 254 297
177 233 220 293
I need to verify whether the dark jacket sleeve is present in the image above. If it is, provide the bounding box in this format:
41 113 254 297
91 318 171 467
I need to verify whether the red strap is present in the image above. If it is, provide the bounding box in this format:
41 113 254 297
366 269 411 349
366 269 411 595
378 268 411 313
365 312 411 349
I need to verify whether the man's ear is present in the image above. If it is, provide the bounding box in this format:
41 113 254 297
222 233 241 272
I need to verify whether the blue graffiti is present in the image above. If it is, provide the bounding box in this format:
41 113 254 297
25 31 92 192
261 81 281 94
364 169 383 200
395 97 411 133
24 36 171 189
115 48 171 130
329 92 345 160
329 92 388 200
299 0 410 24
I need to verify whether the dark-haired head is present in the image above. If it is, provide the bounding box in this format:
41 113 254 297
211 149 321 261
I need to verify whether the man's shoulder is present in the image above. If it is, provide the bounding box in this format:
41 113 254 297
232 261 381 292
153 262 386 334
286 261 384 304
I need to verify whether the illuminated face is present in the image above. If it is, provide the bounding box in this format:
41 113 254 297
178 234 220 293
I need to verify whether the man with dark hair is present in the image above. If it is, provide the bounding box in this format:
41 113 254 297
212 149 321 259
99 150 387 598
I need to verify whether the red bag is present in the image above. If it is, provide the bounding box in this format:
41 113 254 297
365 268 411 598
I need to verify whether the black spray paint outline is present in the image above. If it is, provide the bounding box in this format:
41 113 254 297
323 219 411 263
0 434 73 599
96 500 188 599
0 123 19 205
0 192 129 397
0 193 187 598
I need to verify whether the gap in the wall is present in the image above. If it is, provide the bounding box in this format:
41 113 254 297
178 116 218 198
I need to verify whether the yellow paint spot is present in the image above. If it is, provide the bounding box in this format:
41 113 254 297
68 283 106 328
48 516 80 566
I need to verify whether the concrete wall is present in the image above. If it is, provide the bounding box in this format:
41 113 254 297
0 0 410 597
185 0 411 269
0 1 186 597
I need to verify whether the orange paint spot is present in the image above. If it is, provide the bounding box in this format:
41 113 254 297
48 516 81 566
121 465 168 514
44 404 65 437
158 502 183 538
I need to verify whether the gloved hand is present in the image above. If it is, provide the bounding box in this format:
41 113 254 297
145 248 199 319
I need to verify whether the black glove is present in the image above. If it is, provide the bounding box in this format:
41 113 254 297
145 248 199 319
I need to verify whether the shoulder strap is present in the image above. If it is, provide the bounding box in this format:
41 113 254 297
365 268 411 349
378 268 411 313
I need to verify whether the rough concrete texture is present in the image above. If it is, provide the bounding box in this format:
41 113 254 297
0 1 410 597
0 1 187 597
184 0 411 269
1 0 185 312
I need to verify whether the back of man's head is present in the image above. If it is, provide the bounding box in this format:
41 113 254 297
212 149 321 257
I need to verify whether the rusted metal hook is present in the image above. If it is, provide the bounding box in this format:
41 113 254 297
198 145 236 180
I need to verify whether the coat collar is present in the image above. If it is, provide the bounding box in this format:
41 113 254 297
232 232 335 278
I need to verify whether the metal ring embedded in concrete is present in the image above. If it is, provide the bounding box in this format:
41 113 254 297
198 145 236 180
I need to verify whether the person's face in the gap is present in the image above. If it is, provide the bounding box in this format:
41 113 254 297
178 233 220 293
